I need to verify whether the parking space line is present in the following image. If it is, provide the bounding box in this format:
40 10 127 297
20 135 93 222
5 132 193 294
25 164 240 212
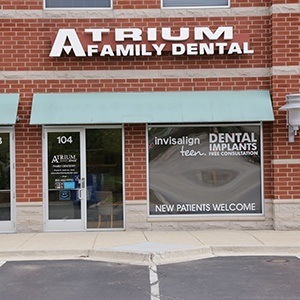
0 261 6 268
149 264 160 300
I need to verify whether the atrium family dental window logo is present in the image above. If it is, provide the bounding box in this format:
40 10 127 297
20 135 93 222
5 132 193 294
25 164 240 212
50 26 254 58
51 154 77 164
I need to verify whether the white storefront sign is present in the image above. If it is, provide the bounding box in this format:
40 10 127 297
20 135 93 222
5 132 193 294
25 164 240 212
50 26 254 57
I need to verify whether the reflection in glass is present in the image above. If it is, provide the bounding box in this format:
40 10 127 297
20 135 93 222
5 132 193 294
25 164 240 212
46 0 111 8
0 133 10 221
86 129 123 229
48 132 81 220
163 0 228 8
148 125 262 216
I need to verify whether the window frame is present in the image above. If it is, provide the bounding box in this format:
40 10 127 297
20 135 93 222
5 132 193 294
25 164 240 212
0 127 16 233
43 0 113 10
161 0 230 9
42 125 125 232
146 123 264 219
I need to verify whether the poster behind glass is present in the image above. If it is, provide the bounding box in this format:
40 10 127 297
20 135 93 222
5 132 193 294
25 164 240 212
148 125 262 216
48 132 81 220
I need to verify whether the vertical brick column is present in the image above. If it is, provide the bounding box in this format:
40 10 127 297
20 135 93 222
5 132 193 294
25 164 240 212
124 124 149 229
15 91 43 232
124 124 147 201
271 0 300 229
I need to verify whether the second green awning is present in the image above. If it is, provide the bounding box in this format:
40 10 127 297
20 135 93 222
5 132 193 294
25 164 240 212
0 94 19 125
30 90 274 124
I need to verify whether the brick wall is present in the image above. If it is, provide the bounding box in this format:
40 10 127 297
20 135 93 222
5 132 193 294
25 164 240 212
1 0 299 230
273 164 300 199
0 0 273 10
0 77 272 203
0 2 273 205
271 14 300 67
15 93 42 203
125 124 147 200
0 18 270 71
271 1 300 203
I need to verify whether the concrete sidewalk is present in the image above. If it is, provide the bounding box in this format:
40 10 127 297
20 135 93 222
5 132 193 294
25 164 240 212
0 230 299 265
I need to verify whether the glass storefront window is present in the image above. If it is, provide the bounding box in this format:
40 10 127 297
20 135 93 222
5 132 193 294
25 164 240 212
0 132 10 221
86 128 123 229
45 0 111 8
148 124 262 216
162 0 229 8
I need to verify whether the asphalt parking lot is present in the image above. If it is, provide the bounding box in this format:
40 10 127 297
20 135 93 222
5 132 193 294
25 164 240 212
0 256 299 300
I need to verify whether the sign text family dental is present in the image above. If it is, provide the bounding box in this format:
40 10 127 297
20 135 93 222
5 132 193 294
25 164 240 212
50 26 254 57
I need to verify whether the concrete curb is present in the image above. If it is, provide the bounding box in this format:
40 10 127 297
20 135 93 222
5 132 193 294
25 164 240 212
0 250 91 261
0 246 299 265
211 246 300 257
90 246 213 265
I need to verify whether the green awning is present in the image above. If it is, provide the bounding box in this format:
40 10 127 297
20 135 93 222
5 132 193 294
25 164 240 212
0 94 19 125
30 91 274 124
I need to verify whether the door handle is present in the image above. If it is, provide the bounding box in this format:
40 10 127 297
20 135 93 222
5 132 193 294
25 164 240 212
77 177 85 200
78 189 83 200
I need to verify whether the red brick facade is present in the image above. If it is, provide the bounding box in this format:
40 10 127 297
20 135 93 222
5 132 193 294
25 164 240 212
0 0 299 231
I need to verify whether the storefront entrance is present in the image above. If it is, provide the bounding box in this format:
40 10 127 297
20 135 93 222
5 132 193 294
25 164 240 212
0 128 15 232
44 127 124 231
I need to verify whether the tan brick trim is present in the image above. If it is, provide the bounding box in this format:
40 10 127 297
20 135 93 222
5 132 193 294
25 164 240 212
1 5 299 19
0 68 271 80
272 159 300 165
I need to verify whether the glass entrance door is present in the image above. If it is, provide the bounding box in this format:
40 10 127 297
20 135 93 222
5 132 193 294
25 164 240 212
0 129 15 232
45 127 124 231
46 130 85 231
